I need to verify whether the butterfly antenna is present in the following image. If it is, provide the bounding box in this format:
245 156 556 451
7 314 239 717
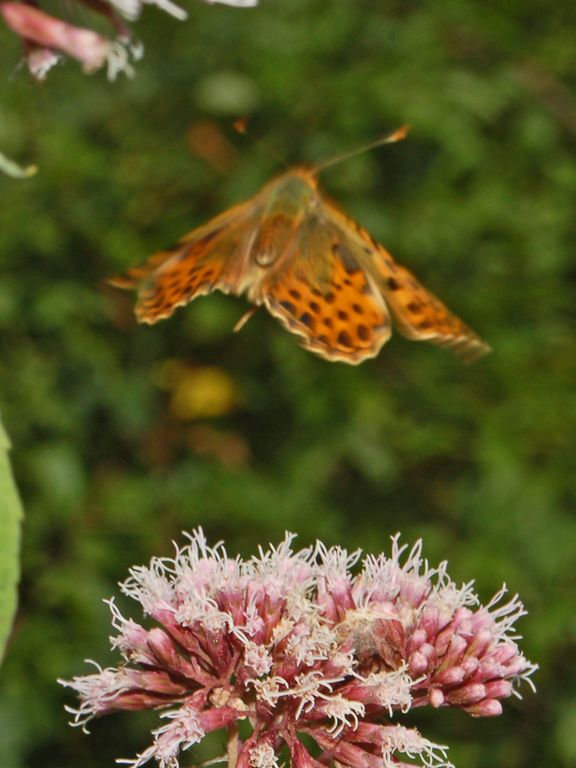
313 124 410 174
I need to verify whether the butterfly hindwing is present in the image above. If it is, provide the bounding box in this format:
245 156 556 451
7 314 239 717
258 213 392 364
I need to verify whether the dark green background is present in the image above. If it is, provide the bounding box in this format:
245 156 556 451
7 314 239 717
0 1 575 766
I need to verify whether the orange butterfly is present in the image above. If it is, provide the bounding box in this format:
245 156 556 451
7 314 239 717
111 128 489 364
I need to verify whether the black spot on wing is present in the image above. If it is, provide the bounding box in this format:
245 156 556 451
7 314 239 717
337 330 353 347
280 300 296 314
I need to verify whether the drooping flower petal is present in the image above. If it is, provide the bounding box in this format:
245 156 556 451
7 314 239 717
1 0 254 80
1 3 110 70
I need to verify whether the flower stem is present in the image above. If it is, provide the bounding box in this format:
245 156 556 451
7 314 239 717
227 722 240 768
196 756 228 768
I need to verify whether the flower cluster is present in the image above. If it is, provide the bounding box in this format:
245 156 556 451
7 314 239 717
61 530 536 768
1 0 257 81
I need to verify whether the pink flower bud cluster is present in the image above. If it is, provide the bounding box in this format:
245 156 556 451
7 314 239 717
1 0 257 81
61 530 536 768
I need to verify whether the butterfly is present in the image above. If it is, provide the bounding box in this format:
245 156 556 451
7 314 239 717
111 132 489 365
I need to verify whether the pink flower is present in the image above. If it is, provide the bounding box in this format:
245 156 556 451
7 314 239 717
0 2 139 79
1 4 109 67
1 0 257 80
61 530 536 768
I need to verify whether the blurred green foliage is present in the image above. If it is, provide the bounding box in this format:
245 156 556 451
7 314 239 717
0 1 575 767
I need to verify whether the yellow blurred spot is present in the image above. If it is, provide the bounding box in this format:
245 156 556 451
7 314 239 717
159 361 238 420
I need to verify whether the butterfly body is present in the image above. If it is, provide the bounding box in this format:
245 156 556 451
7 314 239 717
113 167 489 364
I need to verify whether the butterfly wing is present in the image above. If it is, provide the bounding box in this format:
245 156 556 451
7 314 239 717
374 256 490 361
256 212 393 364
109 198 265 324
112 165 488 364
321 202 490 362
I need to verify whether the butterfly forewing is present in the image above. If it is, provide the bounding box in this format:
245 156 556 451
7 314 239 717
376 258 489 361
318 199 490 362
111 197 265 324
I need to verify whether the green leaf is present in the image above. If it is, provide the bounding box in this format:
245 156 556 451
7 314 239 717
0 414 23 664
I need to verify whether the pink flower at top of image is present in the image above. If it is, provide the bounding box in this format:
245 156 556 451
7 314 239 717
61 529 536 768
0 0 258 81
